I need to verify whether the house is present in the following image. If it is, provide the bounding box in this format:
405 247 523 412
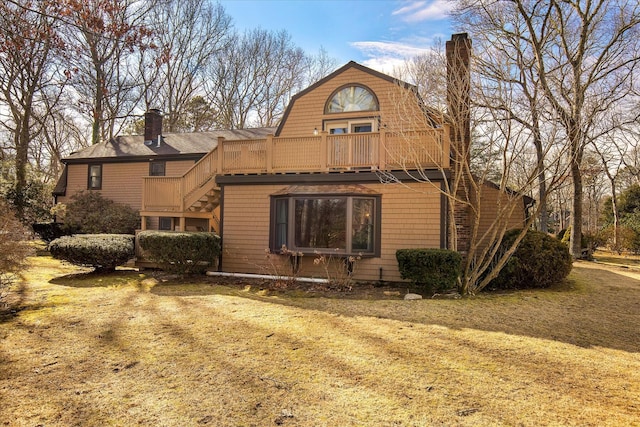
53 33 531 282
53 115 276 232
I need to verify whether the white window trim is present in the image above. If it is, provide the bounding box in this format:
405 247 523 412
325 119 377 134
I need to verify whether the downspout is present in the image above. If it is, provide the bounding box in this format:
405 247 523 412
217 184 224 271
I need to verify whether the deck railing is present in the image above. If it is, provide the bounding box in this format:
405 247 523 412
142 128 449 213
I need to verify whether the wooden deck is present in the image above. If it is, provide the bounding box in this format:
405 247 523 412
141 128 449 215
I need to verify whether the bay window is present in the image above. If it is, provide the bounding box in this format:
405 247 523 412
271 194 379 256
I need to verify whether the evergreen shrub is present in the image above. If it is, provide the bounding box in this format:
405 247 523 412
396 248 462 292
61 191 140 234
137 231 221 274
49 234 134 272
489 229 572 290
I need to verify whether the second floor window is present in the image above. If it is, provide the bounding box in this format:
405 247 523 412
325 85 379 114
88 164 102 190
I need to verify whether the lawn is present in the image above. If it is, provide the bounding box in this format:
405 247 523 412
1 255 639 426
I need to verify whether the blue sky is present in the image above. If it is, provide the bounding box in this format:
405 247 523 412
219 0 455 72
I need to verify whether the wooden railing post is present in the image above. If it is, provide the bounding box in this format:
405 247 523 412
217 136 224 174
141 177 147 211
266 134 274 173
379 131 386 171
320 131 328 171
180 177 185 211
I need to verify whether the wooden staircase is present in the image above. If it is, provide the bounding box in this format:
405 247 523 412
141 145 221 232
187 189 220 213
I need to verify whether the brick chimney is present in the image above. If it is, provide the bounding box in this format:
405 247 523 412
446 33 471 167
144 109 163 146
446 33 472 254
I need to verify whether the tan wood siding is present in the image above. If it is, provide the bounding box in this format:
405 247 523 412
220 181 442 282
279 67 428 138
58 159 199 210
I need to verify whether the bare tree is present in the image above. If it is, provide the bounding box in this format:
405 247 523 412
455 0 640 258
205 28 306 129
141 0 231 132
380 34 570 294
62 0 154 144
0 0 66 217
304 46 339 86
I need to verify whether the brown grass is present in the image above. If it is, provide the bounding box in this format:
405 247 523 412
1 255 639 426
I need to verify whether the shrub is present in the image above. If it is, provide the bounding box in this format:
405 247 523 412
137 231 221 274
0 199 33 302
2 180 54 225
49 234 134 272
32 222 68 243
396 248 462 292
489 229 572 290
61 191 140 234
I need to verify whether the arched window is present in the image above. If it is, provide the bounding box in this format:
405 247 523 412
325 85 379 114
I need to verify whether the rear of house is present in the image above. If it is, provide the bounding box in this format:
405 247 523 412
53 33 532 283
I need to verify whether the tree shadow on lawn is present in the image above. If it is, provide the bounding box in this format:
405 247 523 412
147 264 640 354
43 262 640 353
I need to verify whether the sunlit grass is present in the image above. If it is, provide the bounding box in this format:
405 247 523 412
1 256 639 426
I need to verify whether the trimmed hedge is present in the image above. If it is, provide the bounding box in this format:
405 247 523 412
49 234 135 272
489 229 572 290
137 231 221 274
396 248 462 292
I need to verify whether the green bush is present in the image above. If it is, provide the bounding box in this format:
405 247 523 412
49 234 134 272
61 191 140 234
396 248 462 292
137 231 221 274
2 180 54 225
489 229 572 290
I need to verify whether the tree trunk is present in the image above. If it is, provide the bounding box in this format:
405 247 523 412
570 158 583 259
532 110 548 233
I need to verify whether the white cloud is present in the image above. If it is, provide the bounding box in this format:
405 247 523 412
350 40 436 73
393 0 454 22
351 41 432 58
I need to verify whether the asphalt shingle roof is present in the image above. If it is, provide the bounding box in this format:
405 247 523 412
63 127 277 162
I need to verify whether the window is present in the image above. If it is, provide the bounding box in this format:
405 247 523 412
159 217 172 230
88 164 102 189
150 161 166 176
271 194 379 256
325 85 379 113
326 120 376 134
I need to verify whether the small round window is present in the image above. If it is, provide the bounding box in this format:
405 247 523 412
326 85 378 113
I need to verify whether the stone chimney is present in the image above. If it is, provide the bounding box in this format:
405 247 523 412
144 109 163 145
446 33 471 167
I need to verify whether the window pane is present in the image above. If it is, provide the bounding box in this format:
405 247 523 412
150 161 166 176
327 86 378 113
352 198 374 252
89 165 101 189
159 217 172 230
329 127 348 134
352 124 372 133
294 198 346 249
275 199 288 249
